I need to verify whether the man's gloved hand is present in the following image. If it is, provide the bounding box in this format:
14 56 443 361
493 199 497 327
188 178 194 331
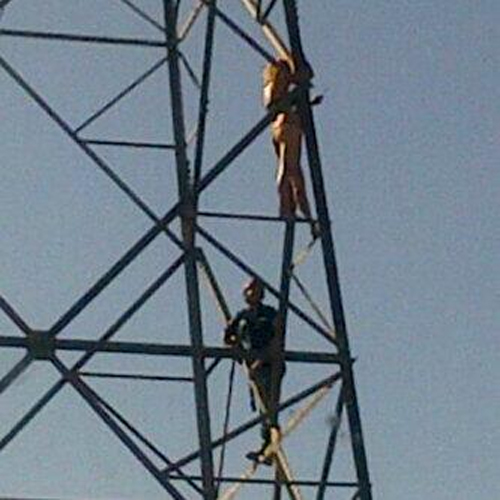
292 56 314 82
223 319 238 345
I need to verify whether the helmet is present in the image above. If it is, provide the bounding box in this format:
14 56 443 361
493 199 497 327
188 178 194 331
243 277 265 300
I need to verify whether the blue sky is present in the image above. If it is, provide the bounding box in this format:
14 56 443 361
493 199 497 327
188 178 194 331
0 1 498 499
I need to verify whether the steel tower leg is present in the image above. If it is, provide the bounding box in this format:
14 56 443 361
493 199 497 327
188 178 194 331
164 2 216 498
282 1 373 498
273 220 295 500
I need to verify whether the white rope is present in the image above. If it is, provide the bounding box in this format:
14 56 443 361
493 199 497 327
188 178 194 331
282 383 333 438
273 445 304 500
217 432 302 500
291 236 316 269
217 373 338 499
217 460 258 500
240 0 292 63
216 363 303 500
178 0 205 42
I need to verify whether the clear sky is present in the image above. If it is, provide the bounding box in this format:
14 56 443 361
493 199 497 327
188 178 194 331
0 1 498 499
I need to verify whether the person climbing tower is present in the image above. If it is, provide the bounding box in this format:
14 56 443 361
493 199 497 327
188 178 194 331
224 278 285 464
263 55 320 239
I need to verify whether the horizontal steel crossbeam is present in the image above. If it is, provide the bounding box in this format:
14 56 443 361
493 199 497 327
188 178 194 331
0 335 342 364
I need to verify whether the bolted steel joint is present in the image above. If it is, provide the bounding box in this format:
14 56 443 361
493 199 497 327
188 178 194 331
27 330 55 360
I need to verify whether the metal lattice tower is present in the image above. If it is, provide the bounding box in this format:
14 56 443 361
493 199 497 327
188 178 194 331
0 1 372 499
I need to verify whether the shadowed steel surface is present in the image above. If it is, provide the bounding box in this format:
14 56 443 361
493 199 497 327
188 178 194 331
283 2 372 497
164 1 216 497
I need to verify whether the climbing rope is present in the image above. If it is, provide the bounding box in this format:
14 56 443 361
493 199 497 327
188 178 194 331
217 458 258 500
217 419 302 500
178 0 205 42
243 365 304 500
240 0 292 61
217 372 339 499
272 446 303 500
290 233 318 269
281 376 337 438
